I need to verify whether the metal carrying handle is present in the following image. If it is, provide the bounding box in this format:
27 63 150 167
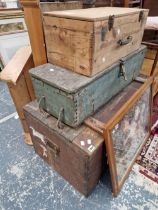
118 36 132 46
57 107 64 129
38 96 50 118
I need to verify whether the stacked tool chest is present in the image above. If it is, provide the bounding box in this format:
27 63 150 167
23 7 152 196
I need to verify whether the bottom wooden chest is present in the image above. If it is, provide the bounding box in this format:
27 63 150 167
23 101 105 196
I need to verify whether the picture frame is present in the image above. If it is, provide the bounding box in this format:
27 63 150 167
85 76 153 196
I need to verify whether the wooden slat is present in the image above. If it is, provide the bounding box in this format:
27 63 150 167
0 9 24 20
153 76 158 96
20 0 39 7
40 1 83 13
0 46 32 84
23 54 36 100
7 75 32 120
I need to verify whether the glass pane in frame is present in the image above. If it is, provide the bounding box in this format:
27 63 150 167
111 86 151 183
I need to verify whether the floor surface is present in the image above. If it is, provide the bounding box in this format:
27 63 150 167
0 81 158 210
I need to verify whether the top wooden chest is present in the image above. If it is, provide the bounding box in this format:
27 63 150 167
43 7 148 76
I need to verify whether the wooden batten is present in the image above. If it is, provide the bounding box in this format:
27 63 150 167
20 0 47 66
40 1 83 13
0 46 35 145
0 46 32 84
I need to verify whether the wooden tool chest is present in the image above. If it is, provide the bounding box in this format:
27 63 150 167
29 45 146 128
43 7 148 76
23 101 106 196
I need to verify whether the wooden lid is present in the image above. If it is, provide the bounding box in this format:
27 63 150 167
43 7 148 21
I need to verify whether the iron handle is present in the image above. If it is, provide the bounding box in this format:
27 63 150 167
57 107 64 129
38 95 50 118
118 36 132 46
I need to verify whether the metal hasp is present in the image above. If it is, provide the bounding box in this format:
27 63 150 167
139 11 144 24
108 15 115 31
120 60 127 81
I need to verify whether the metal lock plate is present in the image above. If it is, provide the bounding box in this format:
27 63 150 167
46 139 60 158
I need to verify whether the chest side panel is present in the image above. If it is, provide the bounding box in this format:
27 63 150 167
23 105 104 196
43 16 94 76
31 77 77 125
92 11 148 75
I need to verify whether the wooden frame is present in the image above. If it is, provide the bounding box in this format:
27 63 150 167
85 76 153 196
0 46 35 145
19 0 47 66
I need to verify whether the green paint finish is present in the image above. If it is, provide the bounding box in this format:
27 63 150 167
30 45 146 127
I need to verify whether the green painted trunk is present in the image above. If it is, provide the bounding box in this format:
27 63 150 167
30 45 146 128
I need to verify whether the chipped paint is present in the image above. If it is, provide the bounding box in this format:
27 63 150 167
40 144 47 157
30 126 46 145
80 141 85 146
87 139 92 145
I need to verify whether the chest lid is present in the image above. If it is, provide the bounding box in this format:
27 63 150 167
43 7 148 22
29 45 146 94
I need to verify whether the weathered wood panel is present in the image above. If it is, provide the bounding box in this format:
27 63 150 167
20 0 47 66
40 1 83 13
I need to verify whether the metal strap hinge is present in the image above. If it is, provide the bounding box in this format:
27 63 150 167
120 60 127 81
139 11 144 23
108 15 115 31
